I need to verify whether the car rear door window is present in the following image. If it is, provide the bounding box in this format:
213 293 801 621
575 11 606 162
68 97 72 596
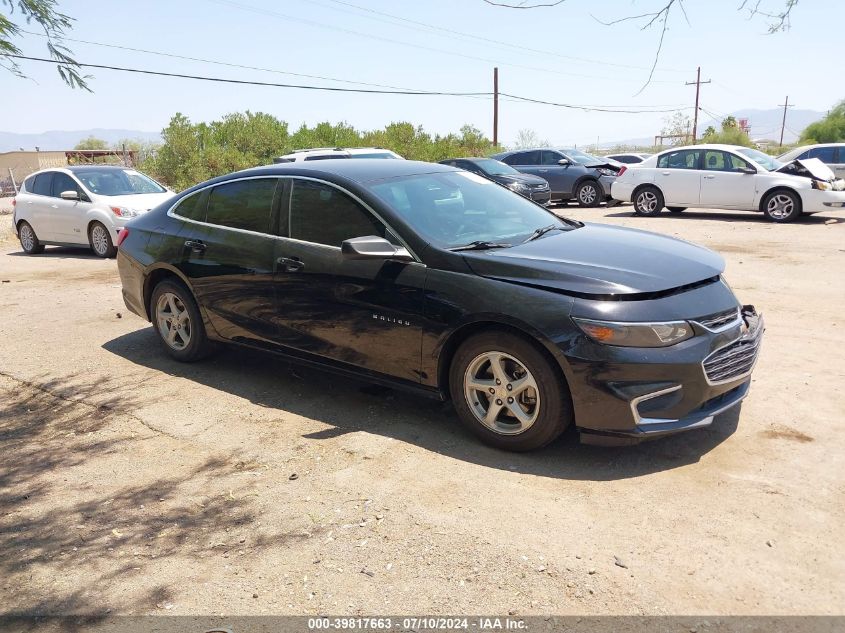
32 172 54 196
658 150 701 169
808 146 836 163
23 175 36 192
206 178 277 233
289 179 387 247
50 172 81 197
504 151 539 166
703 150 728 171
173 189 210 222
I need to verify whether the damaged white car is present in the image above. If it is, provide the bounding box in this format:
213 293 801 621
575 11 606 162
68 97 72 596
610 143 845 222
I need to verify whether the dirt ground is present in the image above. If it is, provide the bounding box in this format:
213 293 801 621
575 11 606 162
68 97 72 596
1 205 844 618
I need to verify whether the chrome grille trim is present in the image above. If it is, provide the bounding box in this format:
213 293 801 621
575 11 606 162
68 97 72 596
702 320 763 385
693 307 741 332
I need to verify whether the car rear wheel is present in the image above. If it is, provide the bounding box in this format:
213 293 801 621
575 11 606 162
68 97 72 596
667 206 686 213
151 279 215 362
762 190 801 222
449 331 571 451
89 221 116 258
633 186 664 216
18 221 45 254
575 180 601 207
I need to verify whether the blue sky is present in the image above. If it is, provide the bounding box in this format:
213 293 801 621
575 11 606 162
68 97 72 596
2 0 842 146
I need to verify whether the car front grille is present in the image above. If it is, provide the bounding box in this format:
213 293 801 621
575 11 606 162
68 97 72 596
696 308 740 330
702 326 762 384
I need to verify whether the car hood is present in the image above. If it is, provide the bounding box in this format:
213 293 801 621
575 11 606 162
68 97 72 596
492 173 548 186
776 157 837 181
95 191 175 211
461 223 724 298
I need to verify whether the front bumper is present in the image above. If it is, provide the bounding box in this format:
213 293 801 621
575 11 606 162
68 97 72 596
801 189 845 213
530 189 552 205
598 174 616 200
564 303 763 444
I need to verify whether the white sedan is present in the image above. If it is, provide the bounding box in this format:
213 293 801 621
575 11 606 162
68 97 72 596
12 166 173 257
610 143 845 222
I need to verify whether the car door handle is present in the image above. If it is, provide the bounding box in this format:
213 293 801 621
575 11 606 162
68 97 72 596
703 175 716 179
661 171 671 175
538 169 549 173
50 204 58 208
277 256 304 272
184 240 206 253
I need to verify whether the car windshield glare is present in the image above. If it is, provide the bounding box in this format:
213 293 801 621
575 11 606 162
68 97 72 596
561 149 603 165
737 148 783 172
367 171 573 249
471 158 519 176
74 169 167 196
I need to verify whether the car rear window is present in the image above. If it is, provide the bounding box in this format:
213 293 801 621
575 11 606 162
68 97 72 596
206 178 277 233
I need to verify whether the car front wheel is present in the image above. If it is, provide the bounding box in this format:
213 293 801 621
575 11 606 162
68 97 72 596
449 331 572 451
89 221 117 258
151 279 215 362
18 221 45 254
762 190 801 222
633 186 664 216
575 180 601 207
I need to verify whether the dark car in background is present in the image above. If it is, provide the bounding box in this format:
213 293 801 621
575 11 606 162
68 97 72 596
490 147 621 207
438 157 551 205
117 160 763 452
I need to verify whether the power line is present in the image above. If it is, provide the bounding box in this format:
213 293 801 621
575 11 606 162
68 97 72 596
5 54 695 114
206 0 680 85
305 0 692 74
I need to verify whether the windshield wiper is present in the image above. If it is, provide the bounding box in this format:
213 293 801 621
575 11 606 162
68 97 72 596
448 240 512 252
522 224 566 243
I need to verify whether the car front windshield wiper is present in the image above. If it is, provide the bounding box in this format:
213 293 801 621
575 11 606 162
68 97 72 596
448 240 512 252
522 224 567 243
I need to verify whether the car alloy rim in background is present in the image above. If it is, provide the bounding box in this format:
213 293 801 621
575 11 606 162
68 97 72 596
580 184 597 205
91 224 110 255
636 190 658 213
767 194 794 219
20 225 34 251
156 292 192 351
463 350 540 435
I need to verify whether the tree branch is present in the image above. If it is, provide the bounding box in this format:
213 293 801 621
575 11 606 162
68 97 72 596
482 0 566 8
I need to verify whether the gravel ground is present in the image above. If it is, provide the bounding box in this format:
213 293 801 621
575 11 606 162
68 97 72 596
0 205 843 618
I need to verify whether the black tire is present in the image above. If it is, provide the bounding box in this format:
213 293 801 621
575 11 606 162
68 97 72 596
449 331 572 452
575 180 602 208
761 189 802 223
88 221 117 258
150 279 215 362
667 206 686 213
633 186 664 216
17 221 45 254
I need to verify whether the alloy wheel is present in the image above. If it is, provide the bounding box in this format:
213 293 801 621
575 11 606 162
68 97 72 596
579 184 597 205
636 190 658 213
463 350 540 435
766 194 794 220
156 292 192 351
20 224 35 251
91 224 110 256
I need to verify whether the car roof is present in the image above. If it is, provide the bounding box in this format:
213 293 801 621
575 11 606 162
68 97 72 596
200 159 457 188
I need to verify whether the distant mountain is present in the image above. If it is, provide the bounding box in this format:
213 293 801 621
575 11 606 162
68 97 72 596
0 128 161 152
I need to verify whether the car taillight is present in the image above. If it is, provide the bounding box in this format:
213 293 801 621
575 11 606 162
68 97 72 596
617 165 627 177
117 228 129 247
11 198 16 206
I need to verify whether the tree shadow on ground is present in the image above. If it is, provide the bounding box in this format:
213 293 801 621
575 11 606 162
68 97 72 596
103 329 743 484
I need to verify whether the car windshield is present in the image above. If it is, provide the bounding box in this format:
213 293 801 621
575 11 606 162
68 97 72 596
368 171 576 249
74 169 167 196
470 158 520 176
561 149 605 165
737 148 783 172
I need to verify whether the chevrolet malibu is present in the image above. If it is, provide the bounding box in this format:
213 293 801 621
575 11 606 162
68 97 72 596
117 160 763 451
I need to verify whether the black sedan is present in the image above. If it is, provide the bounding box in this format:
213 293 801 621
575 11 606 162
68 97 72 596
117 160 763 451
438 157 551 205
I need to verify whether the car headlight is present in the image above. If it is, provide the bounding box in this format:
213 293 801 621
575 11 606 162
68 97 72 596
508 182 529 193
812 179 832 191
110 206 140 218
573 317 693 347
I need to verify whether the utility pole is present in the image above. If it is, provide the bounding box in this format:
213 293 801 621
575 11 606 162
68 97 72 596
685 66 711 142
493 67 499 147
778 96 794 148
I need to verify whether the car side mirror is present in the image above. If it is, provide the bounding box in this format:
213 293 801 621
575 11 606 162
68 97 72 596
341 236 413 262
60 190 80 200
558 158 572 166
740 167 757 174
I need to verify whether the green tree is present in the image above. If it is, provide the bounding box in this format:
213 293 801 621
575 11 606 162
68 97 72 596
722 116 738 129
701 118 753 147
800 100 845 143
73 136 108 150
1 0 89 89
703 125 716 137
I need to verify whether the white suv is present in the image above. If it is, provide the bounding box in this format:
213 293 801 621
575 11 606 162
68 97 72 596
273 147 403 163
13 166 173 257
